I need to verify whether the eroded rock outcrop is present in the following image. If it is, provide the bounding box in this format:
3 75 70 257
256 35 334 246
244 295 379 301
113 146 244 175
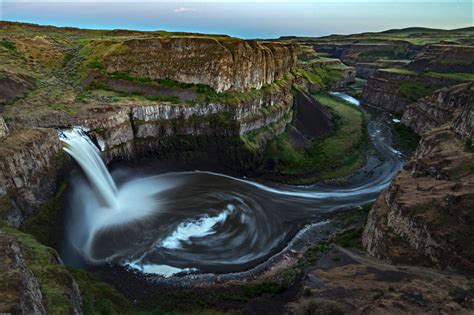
0 231 46 314
0 228 83 314
406 45 474 74
361 69 463 114
363 83 474 274
95 37 298 92
0 115 9 139
402 82 474 136
0 128 67 227
310 42 417 65
0 74 295 225
297 58 356 91
293 89 332 139
0 72 35 105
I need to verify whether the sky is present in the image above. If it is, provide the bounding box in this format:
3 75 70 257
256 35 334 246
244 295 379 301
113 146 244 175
1 1 472 38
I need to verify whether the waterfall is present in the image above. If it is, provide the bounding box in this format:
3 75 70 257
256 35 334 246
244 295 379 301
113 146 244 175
59 127 182 263
59 128 119 209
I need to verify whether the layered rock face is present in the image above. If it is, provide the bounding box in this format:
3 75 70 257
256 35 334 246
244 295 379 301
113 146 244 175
363 83 474 274
406 45 474 74
0 115 9 139
297 58 356 92
361 69 463 114
0 229 83 314
99 37 298 92
0 128 67 227
310 42 417 65
402 82 474 136
0 231 46 314
310 42 424 79
1 76 294 225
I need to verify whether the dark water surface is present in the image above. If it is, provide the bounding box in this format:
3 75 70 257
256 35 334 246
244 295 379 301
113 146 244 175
61 95 405 277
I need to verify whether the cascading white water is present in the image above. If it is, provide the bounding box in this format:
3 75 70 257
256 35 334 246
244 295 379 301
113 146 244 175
59 127 181 263
60 128 118 209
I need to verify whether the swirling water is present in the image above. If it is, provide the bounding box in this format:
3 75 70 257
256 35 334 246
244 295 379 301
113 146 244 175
60 94 404 277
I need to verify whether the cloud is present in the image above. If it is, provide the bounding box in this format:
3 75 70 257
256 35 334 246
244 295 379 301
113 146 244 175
173 7 196 13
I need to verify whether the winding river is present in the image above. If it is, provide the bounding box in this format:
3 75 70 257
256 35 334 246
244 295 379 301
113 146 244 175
60 93 405 277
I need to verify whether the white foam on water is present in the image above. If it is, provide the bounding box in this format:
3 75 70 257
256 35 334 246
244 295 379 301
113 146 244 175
329 91 360 106
159 204 235 249
127 260 197 277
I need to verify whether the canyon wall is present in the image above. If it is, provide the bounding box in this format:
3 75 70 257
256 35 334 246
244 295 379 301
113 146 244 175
360 69 463 114
0 36 297 311
0 129 67 227
96 37 298 93
363 83 474 274
0 228 83 314
402 82 474 136
310 42 418 65
406 45 474 74
0 75 294 226
310 42 422 80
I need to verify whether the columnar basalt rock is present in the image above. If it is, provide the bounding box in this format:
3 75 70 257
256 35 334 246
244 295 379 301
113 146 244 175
0 128 66 227
310 42 419 65
0 75 295 224
0 229 83 314
363 83 474 274
0 232 46 315
406 45 474 74
98 37 298 93
0 115 9 139
402 82 474 136
361 69 463 114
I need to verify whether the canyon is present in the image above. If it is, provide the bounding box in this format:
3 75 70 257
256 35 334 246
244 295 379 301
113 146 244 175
0 22 473 314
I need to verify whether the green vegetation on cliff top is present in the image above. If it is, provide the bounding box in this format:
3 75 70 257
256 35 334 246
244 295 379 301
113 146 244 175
381 68 474 82
289 26 474 45
299 66 345 90
264 92 368 181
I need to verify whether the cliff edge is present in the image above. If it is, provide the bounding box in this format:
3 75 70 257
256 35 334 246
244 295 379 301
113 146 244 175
363 83 474 274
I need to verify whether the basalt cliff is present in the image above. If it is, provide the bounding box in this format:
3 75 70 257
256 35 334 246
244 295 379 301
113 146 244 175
97 37 298 93
363 82 474 274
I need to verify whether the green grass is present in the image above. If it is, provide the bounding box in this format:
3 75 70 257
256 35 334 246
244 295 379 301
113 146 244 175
0 39 16 52
392 122 421 152
1 223 80 314
381 68 418 75
67 267 132 315
382 68 474 82
304 241 331 264
265 92 368 180
309 27 474 45
48 103 78 116
22 183 67 245
390 80 442 103
332 203 372 226
465 139 474 153
300 65 345 89
88 59 105 70
424 71 474 82
333 228 364 248
95 71 293 106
